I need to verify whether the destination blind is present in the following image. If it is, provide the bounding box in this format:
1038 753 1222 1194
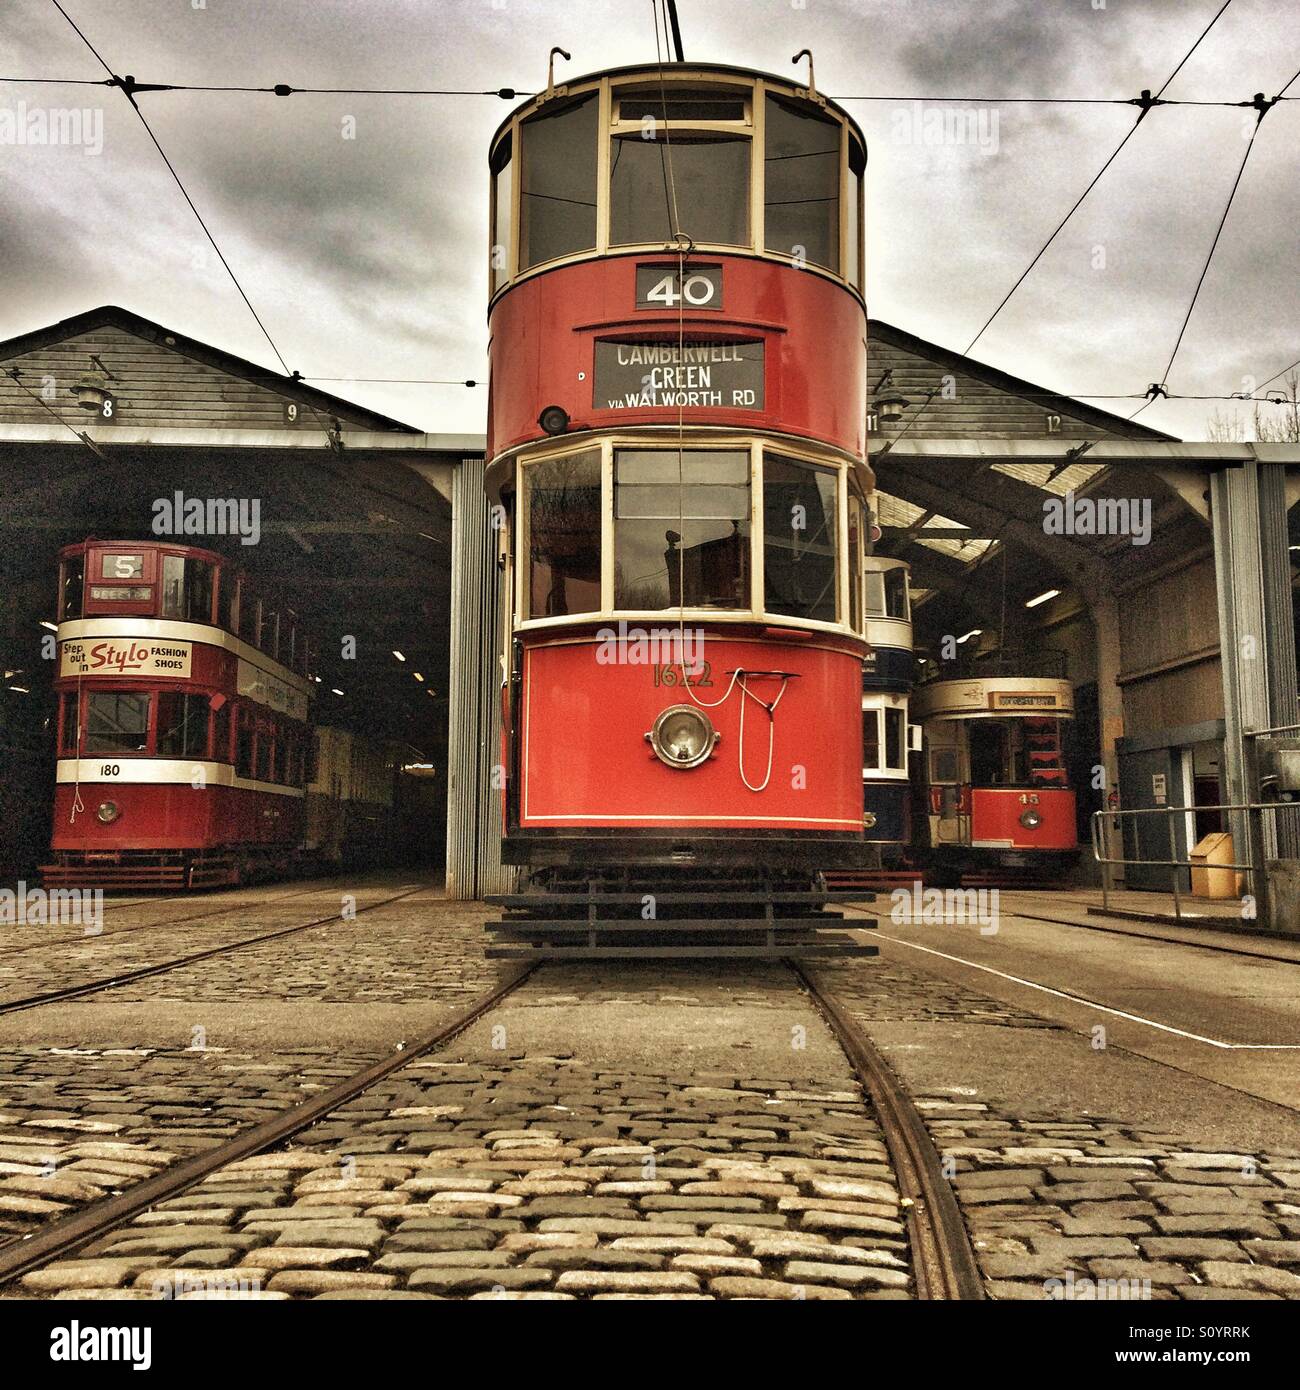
594 339 764 411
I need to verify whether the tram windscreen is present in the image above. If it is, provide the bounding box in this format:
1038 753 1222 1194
967 719 1031 785
614 449 750 610
764 95 840 271
526 451 602 618
84 691 150 754
519 96 598 269
610 135 749 247
763 456 838 623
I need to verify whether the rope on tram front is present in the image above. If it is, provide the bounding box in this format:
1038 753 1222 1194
651 1 786 794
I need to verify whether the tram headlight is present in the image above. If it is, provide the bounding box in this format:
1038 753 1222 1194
646 705 718 769
97 800 121 824
538 404 570 436
1019 808 1042 830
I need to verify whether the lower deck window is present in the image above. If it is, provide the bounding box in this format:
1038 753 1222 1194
156 692 211 758
763 456 838 623
212 700 231 763
255 727 274 783
59 693 79 755
614 449 750 610
884 707 905 771
236 712 255 778
526 451 602 618
863 709 880 771
84 692 150 755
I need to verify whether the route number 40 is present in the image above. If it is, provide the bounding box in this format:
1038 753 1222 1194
643 272 718 308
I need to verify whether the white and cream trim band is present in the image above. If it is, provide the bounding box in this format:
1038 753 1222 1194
56 618 313 700
56 759 305 799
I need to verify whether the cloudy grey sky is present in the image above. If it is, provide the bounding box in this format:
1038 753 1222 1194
2 0 1296 439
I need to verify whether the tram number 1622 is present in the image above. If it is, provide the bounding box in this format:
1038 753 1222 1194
652 662 714 688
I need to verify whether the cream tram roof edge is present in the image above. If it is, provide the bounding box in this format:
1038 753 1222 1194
912 676 1075 721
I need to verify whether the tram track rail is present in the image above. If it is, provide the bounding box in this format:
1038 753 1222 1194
841 892 1300 968
0 884 428 1016
0 964 536 1284
0 948 985 1299
0 879 349 962
791 961 986 1300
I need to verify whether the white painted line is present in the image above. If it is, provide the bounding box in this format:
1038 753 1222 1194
871 931 1300 1050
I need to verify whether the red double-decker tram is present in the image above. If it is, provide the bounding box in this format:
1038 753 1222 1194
484 62 875 956
44 539 314 888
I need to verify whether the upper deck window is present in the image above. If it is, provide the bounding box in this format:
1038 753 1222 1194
519 96 598 269
764 95 840 271
238 589 258 644
617 91 747 124
866 566 910 620
848 497 864 633
60 554 83 620
846 137 865 290
216 565 234 631
492 75 865 290
763 455 839 623
614 449 750 610
491 134 513 293
610 135 749 247
525 450 602 618
161 554 214 624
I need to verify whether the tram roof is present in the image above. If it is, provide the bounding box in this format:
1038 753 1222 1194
491 60 867 151
0 304 423 435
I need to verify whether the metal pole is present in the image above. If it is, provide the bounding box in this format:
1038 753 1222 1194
666 0 686 61
1168 813 1181 921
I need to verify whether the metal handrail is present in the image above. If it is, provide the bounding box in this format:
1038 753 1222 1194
1090 800 1299 921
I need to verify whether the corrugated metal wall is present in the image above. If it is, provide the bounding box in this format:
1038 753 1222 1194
445 455 515 899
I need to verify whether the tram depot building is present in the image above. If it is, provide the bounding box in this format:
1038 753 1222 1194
2 303 1299 924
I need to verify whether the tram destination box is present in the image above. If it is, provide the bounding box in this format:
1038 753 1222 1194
593 338 764 411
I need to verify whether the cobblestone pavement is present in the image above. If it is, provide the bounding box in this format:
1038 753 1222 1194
0 879 343 958
4 957 916 1301
0 1048 377 1241
0 880 423 1003
816 952 1300 1300
12 1058 910 1301
6 886 1299 1302
99 901 500 1006
0 884 504 1240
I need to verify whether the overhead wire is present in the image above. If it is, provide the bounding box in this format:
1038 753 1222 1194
1129 62 1298 420
48 0 341 451
15 3 1288 431
879 0 1240 453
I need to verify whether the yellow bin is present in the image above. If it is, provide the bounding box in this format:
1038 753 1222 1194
1190 831 1237 899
